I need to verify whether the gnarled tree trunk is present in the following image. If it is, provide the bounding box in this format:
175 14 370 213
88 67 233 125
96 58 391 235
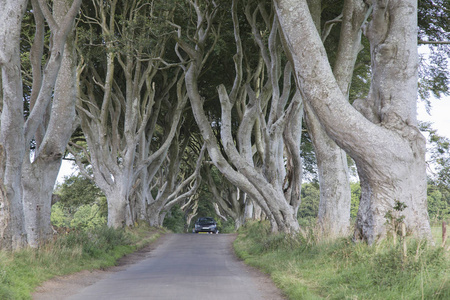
275 0 432 244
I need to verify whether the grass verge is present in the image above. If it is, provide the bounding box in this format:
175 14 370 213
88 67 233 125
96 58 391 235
234 221 450 300
0 223 163 300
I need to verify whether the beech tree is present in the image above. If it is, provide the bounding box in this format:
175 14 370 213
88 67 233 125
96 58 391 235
302 0 354 238
275 0 433 243
23 0 82 248
71 0 188 228
0 0 81 249
178 0 305 233
144 141 205 227
0 0 28 250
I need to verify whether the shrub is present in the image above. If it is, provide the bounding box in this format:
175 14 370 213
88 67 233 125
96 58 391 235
70 204 106 230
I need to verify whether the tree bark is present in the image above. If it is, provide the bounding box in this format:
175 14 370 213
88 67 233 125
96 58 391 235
22 0 80 247
0 0 29 249
302 0 369 239
305 102 351 238
274 0 432 243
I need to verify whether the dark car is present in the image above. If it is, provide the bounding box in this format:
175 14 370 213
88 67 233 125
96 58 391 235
193 217 218 234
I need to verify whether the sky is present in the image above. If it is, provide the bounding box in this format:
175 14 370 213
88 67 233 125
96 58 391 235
418 96 450 139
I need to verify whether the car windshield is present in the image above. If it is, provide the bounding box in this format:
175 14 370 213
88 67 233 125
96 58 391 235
197 218 215 224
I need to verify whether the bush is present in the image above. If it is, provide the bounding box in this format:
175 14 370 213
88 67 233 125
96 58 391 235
70 204 106 230
163 205 185 233
218 218 236 233
50 203 69 228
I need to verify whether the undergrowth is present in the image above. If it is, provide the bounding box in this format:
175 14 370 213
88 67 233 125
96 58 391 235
234 221 450 300
0 223 162 300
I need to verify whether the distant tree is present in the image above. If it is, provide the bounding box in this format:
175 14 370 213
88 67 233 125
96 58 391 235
55 174 106 214
298 183 320 222
70 204 106 230
426 184 450 222
350 183 361 220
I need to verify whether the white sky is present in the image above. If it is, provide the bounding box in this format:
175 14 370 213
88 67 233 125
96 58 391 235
418 96 450 139
56 159 78 184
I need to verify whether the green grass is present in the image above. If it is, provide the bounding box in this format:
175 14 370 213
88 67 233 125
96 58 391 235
234 222 450 300
431 223 449 246
0 224 163 300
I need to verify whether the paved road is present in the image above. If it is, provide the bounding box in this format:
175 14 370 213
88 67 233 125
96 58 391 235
67 234 283 300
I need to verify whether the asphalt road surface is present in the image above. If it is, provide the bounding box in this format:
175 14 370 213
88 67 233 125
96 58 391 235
67 234 284 300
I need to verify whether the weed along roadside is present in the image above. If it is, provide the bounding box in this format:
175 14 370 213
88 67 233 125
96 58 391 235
0 224 164 300
233 221 450 300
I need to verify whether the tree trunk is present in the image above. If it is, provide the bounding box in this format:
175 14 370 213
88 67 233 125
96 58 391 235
302 0 365 239
147 202 164 227
274 0 432 243
22 0 79 247
305 102 351 238
22 159 61 247
0 0 29 249
105 185 128 228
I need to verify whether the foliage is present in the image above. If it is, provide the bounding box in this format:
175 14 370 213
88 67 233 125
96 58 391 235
421 122 450 189
219 218 236 234
300 129 319 183
417 0 450 104
56 226 130 258
54 174 106 212
0 225 161 300
350 183 361 220
69 204 107 230
50 203 70 228
235 222 450 300
163 205 185 233
298 183 320 226
428 184 450 223
298 182 362 225
51 202 107 231
52 174 107 230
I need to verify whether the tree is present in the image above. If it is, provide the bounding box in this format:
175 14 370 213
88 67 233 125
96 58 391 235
0 0 82 249
142 139 205 227
71 0 187 228
302 0 355 238
0 0 29 250
275 0 432 243
179 0 306 233
55 174 106 212
22 0 82 247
